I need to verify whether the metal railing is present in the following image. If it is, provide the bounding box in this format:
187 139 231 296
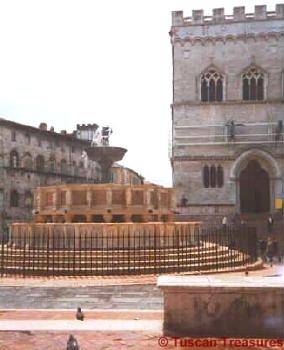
174 122 284 146
0 225 257 277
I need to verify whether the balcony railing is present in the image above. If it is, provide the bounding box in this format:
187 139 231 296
174 122 284 146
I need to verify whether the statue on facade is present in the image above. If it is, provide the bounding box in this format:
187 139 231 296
91 126 113 147
81 150 88 169
101 126 113 146
275 120 283 141
225 120 244 141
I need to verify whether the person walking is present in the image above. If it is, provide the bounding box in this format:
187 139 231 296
266 236 274 264
272 237 280 263
222 216 228 233
267 216 274 235
259 239 267 262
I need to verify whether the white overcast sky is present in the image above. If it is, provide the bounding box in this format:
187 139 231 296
0 0 279 186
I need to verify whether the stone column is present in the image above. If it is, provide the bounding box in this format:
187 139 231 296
38 190 44 211
124 214 132 222
65 214 73 223
87 187 92 209
156 190 161 209
125 187 132 207
86 214 93 223
103 214 112 223
144 189 151 207
170 189 176 209
66 189 72 208
106 188 112 208
54 189 60 210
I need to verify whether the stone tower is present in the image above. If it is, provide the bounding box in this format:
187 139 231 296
170 5 284 222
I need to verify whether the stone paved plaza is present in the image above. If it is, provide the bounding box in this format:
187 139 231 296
0 284 162 310
0 264 281 349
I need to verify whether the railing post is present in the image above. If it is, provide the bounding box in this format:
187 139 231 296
177 227 180 273
197 226 201 273
23 230 26 278
1 228 4 277
128 225 131 274
79 231 82 276
154 225 157 274
216 226 219 271
46 227 50 277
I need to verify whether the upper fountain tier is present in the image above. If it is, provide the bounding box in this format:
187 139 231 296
85 146 127 183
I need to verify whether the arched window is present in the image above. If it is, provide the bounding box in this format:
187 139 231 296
22 153 33 170
10 150 19 168
217 165 224 188
201 69 223 102
203 165 224 188
24 191 33 208
25 133 31 145
203 165 210 188
11 130 16 141
49 157 56 173
72 161 78 176
242 66 264 101
210 165 216 188
10 190 19 207
35 155 45 172
61 159 68 174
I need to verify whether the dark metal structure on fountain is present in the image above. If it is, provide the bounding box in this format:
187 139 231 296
85 126 127 183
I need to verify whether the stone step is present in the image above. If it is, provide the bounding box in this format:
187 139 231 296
2 257 250 276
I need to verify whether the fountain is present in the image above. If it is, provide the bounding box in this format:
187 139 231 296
84 126 127 183
4 126 256 277
85 146 127 183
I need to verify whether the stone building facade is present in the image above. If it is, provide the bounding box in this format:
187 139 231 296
171 5 284 222
0 118 143 223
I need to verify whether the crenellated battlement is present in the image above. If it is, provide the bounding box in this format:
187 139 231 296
76 123 98 131
172 4 284 26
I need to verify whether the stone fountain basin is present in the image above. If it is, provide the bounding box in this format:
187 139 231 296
85 146 127 163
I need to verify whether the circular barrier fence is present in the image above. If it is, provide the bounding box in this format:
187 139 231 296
0 222 257 276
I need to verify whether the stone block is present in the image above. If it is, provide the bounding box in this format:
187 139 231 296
276 4 284 18
172 11 184 26
192 10 204 24
158 275 284 338
212 8 225 23
255 5 267 20
233 6 245 21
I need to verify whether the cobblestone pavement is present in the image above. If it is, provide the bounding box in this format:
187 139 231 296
0 284 163 309
0 263 280 310
0 265 282 349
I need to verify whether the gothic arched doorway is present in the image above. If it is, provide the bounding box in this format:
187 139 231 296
240 160 270 213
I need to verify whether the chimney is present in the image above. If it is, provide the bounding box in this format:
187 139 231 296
50 126 55 132
39 123 47 131
61 130 67 135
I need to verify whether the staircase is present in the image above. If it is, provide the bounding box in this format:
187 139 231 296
0 242 253 276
